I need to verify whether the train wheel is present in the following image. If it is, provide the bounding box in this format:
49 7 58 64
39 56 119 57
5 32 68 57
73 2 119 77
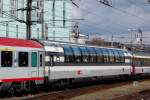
7 82 22 97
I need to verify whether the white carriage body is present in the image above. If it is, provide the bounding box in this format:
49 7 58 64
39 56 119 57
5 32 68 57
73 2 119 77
0 38 45 83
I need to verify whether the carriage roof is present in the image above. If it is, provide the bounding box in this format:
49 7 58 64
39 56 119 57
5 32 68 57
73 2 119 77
0 37 43 49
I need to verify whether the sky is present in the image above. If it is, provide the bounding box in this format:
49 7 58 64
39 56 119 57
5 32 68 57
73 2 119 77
72 0 150 44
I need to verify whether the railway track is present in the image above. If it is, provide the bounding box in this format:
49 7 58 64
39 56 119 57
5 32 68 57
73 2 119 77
0 77 149 100
108 89 150 100
23 78 144 100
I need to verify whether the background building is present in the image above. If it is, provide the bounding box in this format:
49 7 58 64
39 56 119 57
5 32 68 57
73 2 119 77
0 0 72 42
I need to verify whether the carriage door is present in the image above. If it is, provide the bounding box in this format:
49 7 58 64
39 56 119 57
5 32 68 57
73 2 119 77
38 52 45 77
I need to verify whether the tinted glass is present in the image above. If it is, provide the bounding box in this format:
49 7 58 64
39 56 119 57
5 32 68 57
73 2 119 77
101 48 109 63
80 46 89 63
87 47 97 63
87 47 96 56
80 46 89 55
118 50 125 63
1 51 13 67
72 46 81 56
63 45 73 55
95 48 102 55
72 46 82 62
63 45 74 63
118 50 124 57
112 49 120 63
108 49 115 63
31 52 37 67
95 48 103 63
19 52 28 67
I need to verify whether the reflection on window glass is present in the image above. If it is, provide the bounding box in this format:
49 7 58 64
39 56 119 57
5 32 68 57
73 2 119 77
95 48 103 63
72 46 82 63
63 45 74 63
117 50 125 63
1 51 13 67
80 46 89 63
19 52 28 67
108 49 115 63
31 52 37 67
87 47 97 63
101 48 109 63
112 49 120 63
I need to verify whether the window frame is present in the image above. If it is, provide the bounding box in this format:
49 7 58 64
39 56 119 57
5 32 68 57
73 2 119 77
79 46 89 63
31 52 38 67
18 52 29 67
108 49 115 63
87 47 97 63
71 46 82 63
63 45 74 63
101 48 109 63
112 49 120 63
1 51 13 67
117 50 125 63
95 48 103 63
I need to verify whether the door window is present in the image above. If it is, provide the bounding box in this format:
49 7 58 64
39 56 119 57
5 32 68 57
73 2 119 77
31 52 37 67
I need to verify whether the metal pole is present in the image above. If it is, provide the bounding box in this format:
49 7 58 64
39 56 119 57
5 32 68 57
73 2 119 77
26 0 32 39
37 28 39 40
45 23 48 40
16 25 18 38
6 23 9 37
63 1 66 28
52 0 55 27
53 30 55 41
41 0 45 40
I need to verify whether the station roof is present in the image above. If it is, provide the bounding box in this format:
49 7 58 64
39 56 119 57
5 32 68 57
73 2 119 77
0 37 43 48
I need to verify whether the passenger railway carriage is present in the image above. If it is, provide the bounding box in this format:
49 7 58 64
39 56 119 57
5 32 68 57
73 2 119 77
42 41 132 81
0 37 150 94
0 38 45 93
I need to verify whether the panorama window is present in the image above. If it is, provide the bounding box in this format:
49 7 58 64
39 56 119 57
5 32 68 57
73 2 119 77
95 48 103 63
63 45 74 63
18 52 28 67
87 47 97 63
101 48 109 63
80 46 89 63
71 46 82 63
117 50 125 63
108 49 115 63
31 52 37 67
112 49 120 63
1 51 13 67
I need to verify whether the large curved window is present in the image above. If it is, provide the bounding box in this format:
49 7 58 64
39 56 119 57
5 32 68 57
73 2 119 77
101 48 109 63
80 46 89 63
117 50 125 63
63 45 74 63
71 46 82 63
95 48 103 63
112 49 120 63
108 49 115 63
87 47 97 63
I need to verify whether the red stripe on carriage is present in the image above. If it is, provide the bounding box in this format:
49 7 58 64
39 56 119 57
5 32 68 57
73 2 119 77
0 37 43 48
0 77 44 82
